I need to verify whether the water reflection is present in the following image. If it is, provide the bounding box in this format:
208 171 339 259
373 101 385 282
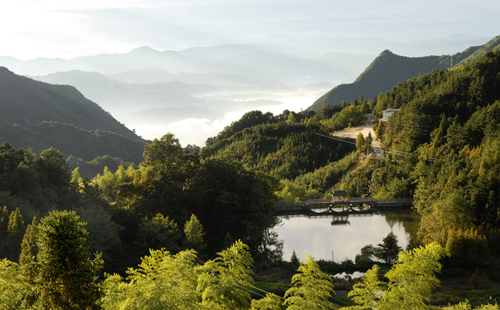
274 210 420 263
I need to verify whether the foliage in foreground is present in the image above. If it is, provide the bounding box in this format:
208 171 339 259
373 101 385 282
0 206 334 310
342 242 499 309
0 210 102 309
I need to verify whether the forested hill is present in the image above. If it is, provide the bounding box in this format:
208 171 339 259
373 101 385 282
0 67 147 168
337 50 500 273
309 35 500 110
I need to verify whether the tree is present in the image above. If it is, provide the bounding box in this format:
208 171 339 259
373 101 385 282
283 253 335 309
35 210 103 309
198 240 255 309
103 240 256 309
185 159 278 257
355 244 375 268
75 205 123 265
37 147 70 190
346 265 385 310
356 132 366 153
4 207 25 261
290 249 300 269
342 242 449 310
365 132 373 154
70 167 81 188
143 133 184 172
287 112 297 124
102 249 200 309
0 259 32 309
183 214 207 255
19 217 38 266
374 231 402 265
250 293 284 310
451 301 500 310
360 101 368 114
137 213 181 254
376 120 384 140
380 242 449 309
0 206 9 245
431 114 447 149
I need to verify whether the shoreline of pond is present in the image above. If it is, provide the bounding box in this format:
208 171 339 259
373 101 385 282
273 209 420 263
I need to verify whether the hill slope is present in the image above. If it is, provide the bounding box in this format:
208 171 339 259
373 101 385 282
309 51 455 110
0 67 146 165
309 35 500 110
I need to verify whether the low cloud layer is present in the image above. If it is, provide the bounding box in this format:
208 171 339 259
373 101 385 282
132 92 323 146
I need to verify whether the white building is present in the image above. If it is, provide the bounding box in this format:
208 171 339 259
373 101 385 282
381 109 400 125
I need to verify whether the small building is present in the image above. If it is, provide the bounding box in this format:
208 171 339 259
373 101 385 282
381 109 400 126
331 190 348 201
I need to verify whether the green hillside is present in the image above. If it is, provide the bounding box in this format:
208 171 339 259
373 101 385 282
200 104 367 201
309 35 500 110
336 50 500 275
0 67 147 174
309 51 455 110
456 35 500 64
200 50 500 274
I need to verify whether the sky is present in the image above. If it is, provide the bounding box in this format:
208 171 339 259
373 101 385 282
1 0 499 60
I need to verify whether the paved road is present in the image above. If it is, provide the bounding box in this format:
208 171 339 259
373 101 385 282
331 114 384 158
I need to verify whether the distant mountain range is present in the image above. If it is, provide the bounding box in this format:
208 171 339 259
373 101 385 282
32 70 220 117
309 35 500 110
0 67 146 170
0 44 374 85
1 44 373 146
1 36 494 147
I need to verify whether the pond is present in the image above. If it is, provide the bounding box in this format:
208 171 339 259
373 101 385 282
274 210 420 263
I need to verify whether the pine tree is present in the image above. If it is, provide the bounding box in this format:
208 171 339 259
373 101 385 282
5 207 25 261
19 217 38 266
366 132 373 154
36 210 103 309
431 114 447 150
290 249 300 269
356 132 366 153
183 214 206 254
376 120 384 140
374 231 402 265
0 205 9 241
70 167 80 188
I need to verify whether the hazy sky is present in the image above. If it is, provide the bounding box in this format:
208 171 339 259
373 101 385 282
2 0 499 59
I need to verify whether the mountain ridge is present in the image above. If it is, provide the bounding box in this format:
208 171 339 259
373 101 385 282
0 67 147 168
309 35 500 110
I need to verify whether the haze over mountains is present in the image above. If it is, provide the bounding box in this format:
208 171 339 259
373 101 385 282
0 34 494 146
11 43 372 145
0 67 146 168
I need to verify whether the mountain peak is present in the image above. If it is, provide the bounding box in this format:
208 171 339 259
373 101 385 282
379 49 395 57
0 66 15 77
129 46 161 55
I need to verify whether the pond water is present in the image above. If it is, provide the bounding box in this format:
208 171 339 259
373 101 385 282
274 210 420 263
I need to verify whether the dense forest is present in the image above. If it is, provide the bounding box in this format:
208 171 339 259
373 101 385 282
339 51 500 274
1 51 500 308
